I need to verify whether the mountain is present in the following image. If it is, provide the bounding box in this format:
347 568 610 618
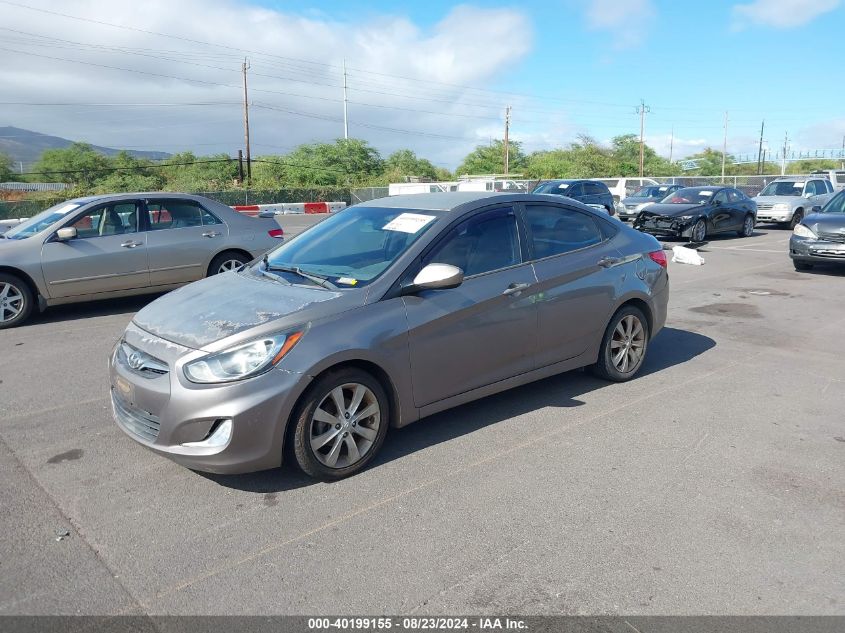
0 126 171 170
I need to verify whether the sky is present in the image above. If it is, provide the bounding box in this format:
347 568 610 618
1 0 844 170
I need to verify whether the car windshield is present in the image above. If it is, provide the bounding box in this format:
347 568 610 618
3 201 83 240
533 182 571 194
759 181 804 196
820 190 845 214
261 205 442 287
661 188 715 205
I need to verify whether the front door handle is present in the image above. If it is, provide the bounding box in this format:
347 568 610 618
202 231 222 238
598 256 620 268
121 240 143 248
502 282 530 296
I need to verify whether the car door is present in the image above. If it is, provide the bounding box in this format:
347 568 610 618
566 182 585 204
522 202 621 368
40 200 150 298
729 188 754 223
402 205 538 408
709 189 736 232
144 198 229 286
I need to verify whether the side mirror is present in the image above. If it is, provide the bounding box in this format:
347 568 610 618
402 263 463 295
803 192 813 199
811 206 822 213
56 227 78 241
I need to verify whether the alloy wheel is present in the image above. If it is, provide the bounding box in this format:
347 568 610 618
610 314 645 374
691 219 706 242
309 383 380 469
743 215 754 237
218 259 245 273
0 282 24 324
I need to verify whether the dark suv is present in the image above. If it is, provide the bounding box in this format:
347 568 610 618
531 179 615 215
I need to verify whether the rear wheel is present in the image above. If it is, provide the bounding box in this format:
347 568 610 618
738 214 755 237
690 218 707 243
789 209 804 230
208 251 250 276
291 368 389 481
590 306 649 382
0 273 34 330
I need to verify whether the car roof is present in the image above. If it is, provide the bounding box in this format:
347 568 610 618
69 192 208 205
362 191 504 211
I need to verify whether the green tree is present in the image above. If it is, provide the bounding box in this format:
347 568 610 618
610 134 679 176
32 142 111 188
161 152 239 191
275 139 384 187
684 148 736 177
383 149 438 180
0 153 13 182
456 140 526 176
94 151 165 193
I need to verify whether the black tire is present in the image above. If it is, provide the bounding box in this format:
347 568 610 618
291 367 390 481
793 260 814 271
689 218 706 243
738 214 755 237
789 209 804 230
0 273 34 330
207 251 250 276
590 305 650 382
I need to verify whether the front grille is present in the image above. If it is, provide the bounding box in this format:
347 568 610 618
756 203 774 211
818 231 845 244
117 341 169 378
112 389 161 442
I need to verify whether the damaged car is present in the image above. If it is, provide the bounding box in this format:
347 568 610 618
110 192 669 480
633 186 756 242
790 188 845 271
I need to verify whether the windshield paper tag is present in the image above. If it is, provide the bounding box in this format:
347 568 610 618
698 191 713 196
383 213 436 234
337 277 358 286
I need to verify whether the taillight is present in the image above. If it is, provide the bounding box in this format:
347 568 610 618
268 228 284 239
648 249 668 268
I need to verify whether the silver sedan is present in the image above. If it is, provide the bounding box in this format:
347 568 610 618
0 193 282 328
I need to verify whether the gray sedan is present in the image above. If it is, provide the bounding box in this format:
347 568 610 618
0 193 282 328
109 192 669 480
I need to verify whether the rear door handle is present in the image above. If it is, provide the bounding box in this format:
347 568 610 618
202 231 222 238
502 282 530 296
598 256 620 268
120 240 143 248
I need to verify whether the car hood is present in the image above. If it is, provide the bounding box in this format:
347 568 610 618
132 268 364 349
805 213 845 234
639 203 704 218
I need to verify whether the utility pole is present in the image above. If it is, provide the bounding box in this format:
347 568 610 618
668 126 674 164
781 132 789 176
242 58 252 181
756 120 765 175
342 58 349 140
503 105 512 175
636 100 650 177
721 111 728 180
237 150 244 184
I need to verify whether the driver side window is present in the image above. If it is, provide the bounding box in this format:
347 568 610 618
69 203 139 239
424 208 521 277
713 190 729 205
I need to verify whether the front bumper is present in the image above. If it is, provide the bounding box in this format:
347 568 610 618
756 209 791 223
789 235 845 264
109 324 312 474
633 214 693 238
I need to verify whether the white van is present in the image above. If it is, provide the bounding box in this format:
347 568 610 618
388 182 456 196
455 179 526 193
590 177 660 206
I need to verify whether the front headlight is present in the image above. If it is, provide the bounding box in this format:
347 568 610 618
677 215 695 221
792 224 816 239
772 203 789 211
184 331 304 384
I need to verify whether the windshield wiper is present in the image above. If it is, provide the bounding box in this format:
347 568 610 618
262 255 337 290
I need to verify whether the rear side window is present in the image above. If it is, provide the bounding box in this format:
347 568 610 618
567 183 584 197
147 199 218 230
585 183 607 195
524 204 604 259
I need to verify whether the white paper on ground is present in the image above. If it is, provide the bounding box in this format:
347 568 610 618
671 245 705 265
382 213 436 233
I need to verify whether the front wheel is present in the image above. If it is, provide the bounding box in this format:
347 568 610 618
789 209 804 230
738 214 755 237
590 306 649 382
0 273 34 330
291 368 389 480
689 218 707 243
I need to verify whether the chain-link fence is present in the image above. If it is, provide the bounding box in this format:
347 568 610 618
650 174 818 197
350 187 389 204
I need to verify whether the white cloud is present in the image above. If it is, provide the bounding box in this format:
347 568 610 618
582 0 657 49
0 1 533 168
731 0 841 30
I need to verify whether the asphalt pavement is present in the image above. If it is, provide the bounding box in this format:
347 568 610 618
1 225 843 616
